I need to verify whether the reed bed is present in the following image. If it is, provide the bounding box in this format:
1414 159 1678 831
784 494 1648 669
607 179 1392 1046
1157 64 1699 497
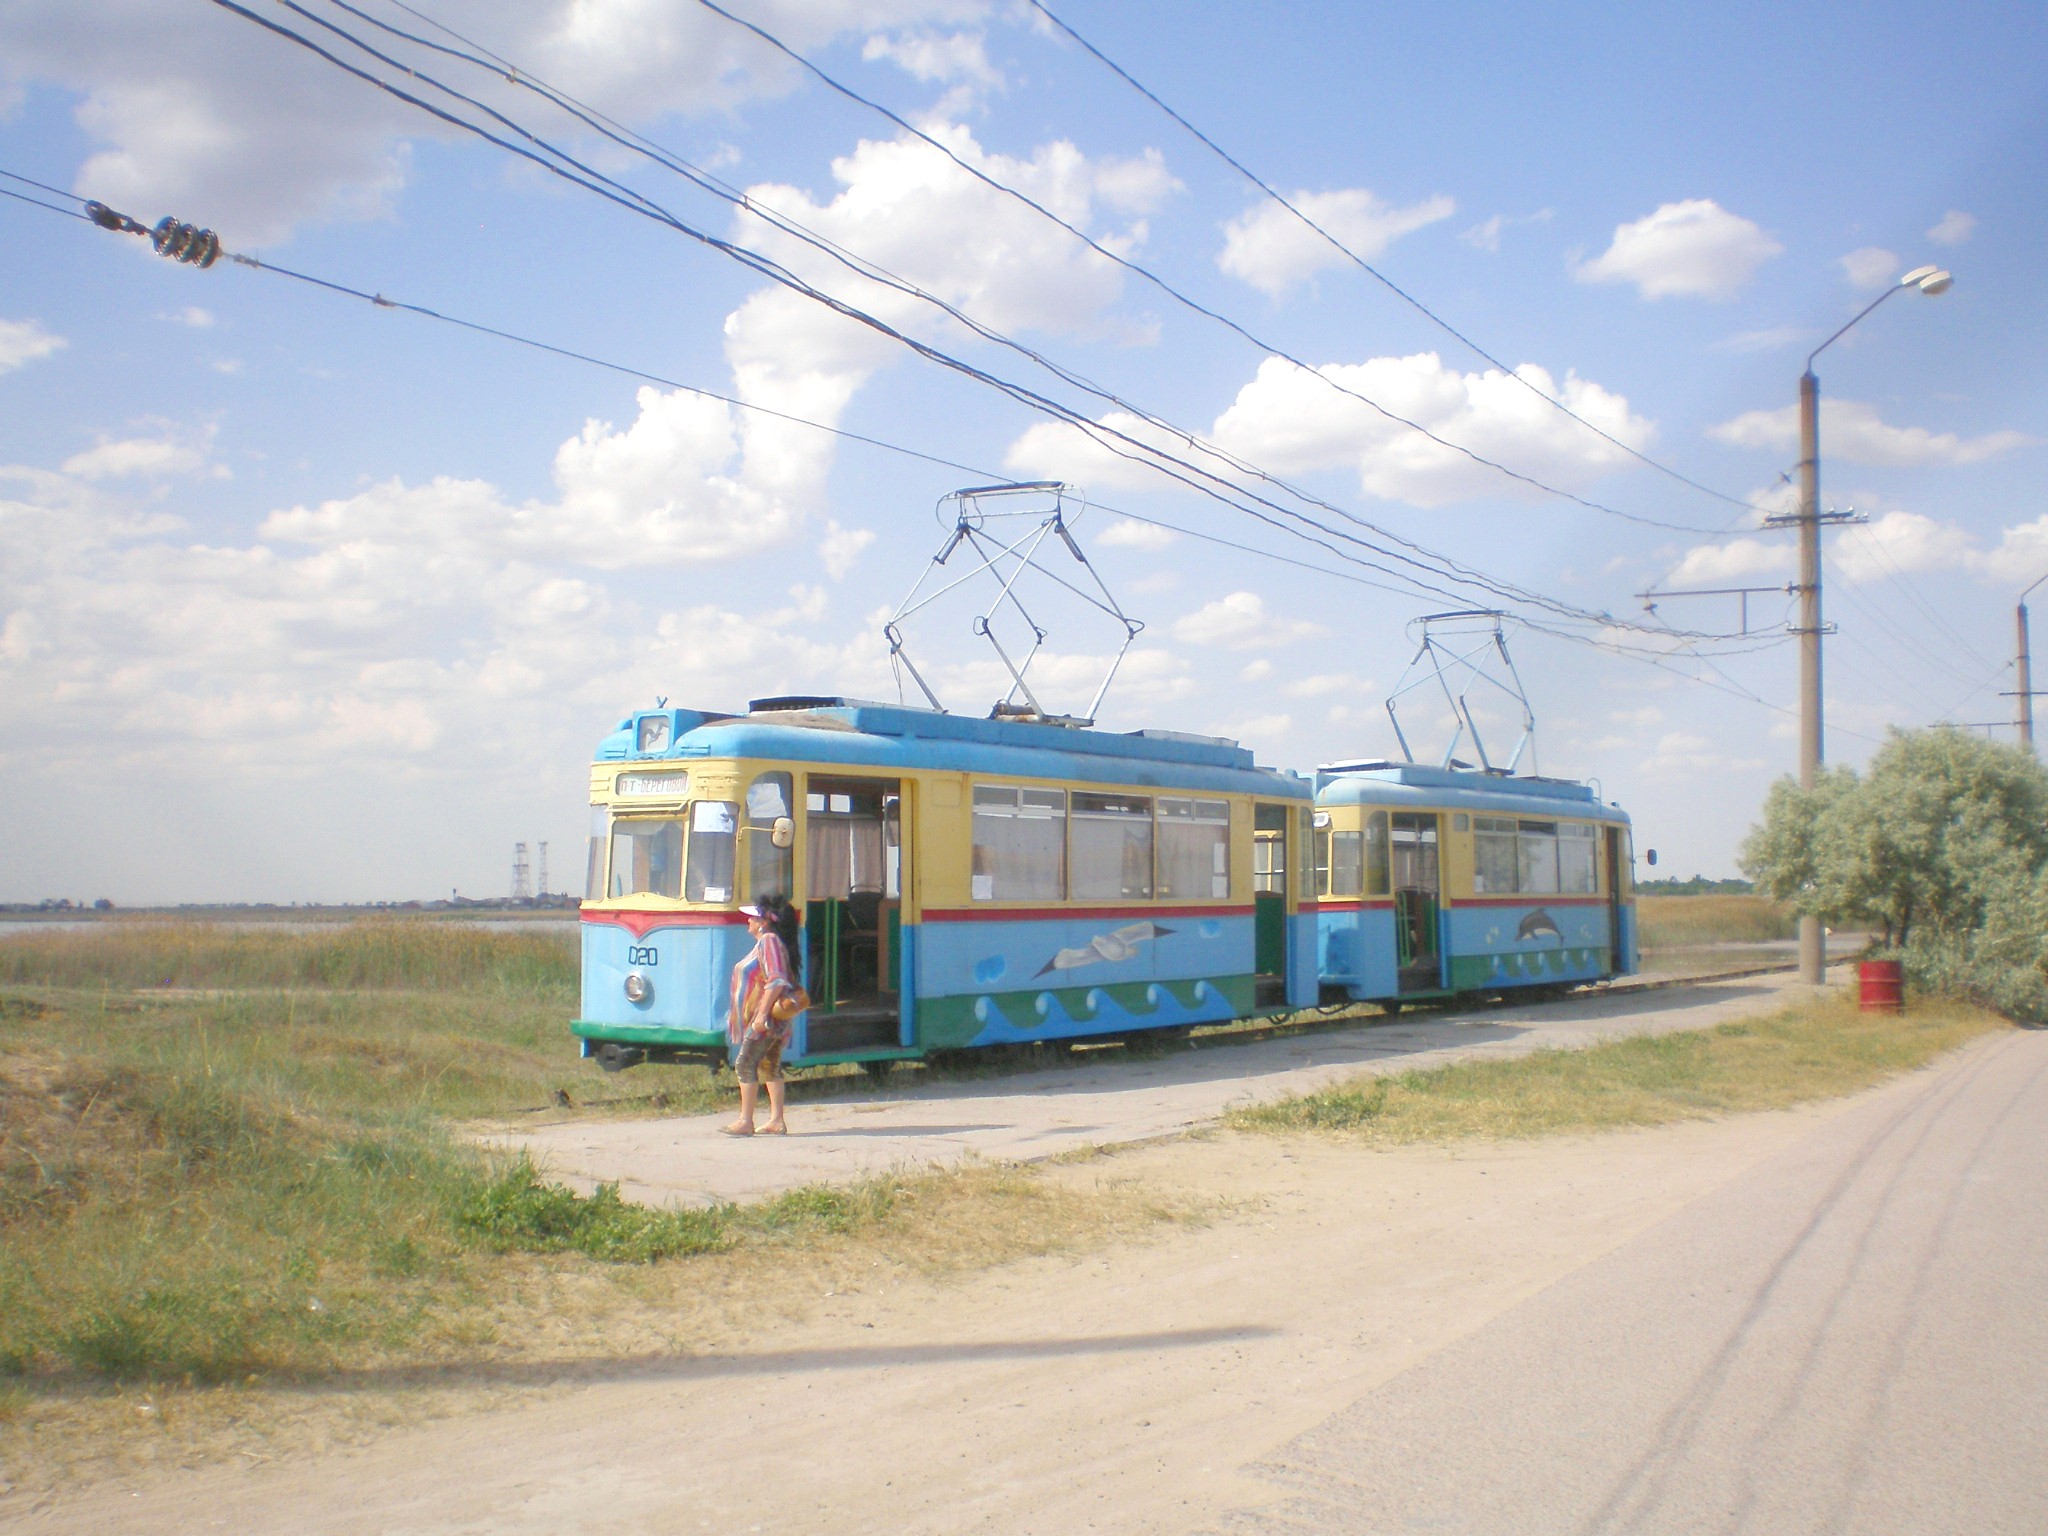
0 919 577 992
1636 893 1796 948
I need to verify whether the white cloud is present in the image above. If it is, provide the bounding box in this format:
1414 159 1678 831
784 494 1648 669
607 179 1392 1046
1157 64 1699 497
1927 209 1975 246
1576 199 1782 300
165 305 214 328
1094 517 1178 550
60 424 220 480
1170 591 1324 651
819 518 876 579
1 0 990 246
1709 399 2033 468
736 124 1174 343
1833 509 1977 583
0 448 871 792
1459 208 1551 254
0 317 66 374
861 29 1002 87
1239 659 1273 682
1838 247 1899 291
1002 410 1199 492
1208 352 1653 507
1218 188 1453 297
264 384 800 568
1662 537 1792 587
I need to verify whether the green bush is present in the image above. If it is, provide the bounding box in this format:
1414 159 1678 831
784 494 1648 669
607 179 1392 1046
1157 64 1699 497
458 1156 729 1262
1742 728 2048 1021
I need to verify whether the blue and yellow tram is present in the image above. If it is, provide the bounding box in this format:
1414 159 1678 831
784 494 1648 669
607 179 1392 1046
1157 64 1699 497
1312 760 1638 1006
575 696 1319 1070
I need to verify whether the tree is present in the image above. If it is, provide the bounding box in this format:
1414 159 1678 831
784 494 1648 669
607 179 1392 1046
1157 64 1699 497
1740 727 2048 1019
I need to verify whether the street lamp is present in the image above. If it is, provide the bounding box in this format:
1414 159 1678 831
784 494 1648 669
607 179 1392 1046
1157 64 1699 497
1787 264 1953 986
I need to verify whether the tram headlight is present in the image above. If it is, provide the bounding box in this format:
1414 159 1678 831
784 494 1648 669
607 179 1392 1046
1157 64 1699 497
623 971 652 1004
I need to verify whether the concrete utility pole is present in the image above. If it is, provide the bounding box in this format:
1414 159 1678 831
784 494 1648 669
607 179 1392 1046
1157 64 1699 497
1795 368 1827 987
2020 602 2034 751
2011 573 2048 753
1786 265 1952 986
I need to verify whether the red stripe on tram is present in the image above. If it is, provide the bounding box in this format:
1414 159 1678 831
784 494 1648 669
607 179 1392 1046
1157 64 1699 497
582 909 750 939
1453 894 1611 908
921 903 1257 923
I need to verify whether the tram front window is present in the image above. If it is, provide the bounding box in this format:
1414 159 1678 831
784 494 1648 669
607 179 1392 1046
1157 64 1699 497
745 773 793 899
686 801 738 903
608 818 683 899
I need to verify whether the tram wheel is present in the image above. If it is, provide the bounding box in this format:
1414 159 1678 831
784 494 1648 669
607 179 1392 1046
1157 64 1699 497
859 1059 895 1082
1379 999 1403 1017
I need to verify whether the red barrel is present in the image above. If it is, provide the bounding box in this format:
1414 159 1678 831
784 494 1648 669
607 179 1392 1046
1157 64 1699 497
1858 959 1904 1014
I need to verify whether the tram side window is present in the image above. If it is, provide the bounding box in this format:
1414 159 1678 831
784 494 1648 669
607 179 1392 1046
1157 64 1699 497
745 773 793 900
1072 792 1154 901
1560 823 1599 894
609 818 683 899
586 806 607 901
1473 816 1518 895
1364 810 1391 896
1318 831 1368 901
685 801 738 903
971 786 1066 901
1518 821 1561 895
1158 798 1231 899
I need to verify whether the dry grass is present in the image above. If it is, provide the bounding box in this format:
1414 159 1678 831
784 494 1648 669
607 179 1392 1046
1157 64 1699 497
0 919 577 992
1230 992 2003 1142
1637 893 1797 948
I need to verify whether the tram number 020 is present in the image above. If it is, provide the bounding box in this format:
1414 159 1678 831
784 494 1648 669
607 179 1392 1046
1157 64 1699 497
625 945 659 967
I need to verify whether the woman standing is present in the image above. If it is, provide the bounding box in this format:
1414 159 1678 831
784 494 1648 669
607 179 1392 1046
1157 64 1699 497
724 893 802 1136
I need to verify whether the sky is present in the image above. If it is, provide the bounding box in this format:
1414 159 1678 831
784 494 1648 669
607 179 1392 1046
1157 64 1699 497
1 0 2043 904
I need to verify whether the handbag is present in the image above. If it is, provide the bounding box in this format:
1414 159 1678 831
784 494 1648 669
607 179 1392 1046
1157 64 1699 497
770 986 811 1023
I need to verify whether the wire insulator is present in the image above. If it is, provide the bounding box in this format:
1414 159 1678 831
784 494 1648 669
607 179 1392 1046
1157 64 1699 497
84 200 148 236
150 215 222 268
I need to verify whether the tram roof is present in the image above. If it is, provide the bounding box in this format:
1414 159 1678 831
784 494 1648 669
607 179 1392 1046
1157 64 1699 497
597 698 1309 797
1314 761 1630 823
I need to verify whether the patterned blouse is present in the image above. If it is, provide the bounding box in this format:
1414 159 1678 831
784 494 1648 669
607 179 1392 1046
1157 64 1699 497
729 930 797 1046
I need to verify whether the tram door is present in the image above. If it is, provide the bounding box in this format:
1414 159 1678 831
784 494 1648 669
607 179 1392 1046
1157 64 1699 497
1253 803 1292 1007
802 775 906 1054
1605 826 1627 970
1391 812 1442 992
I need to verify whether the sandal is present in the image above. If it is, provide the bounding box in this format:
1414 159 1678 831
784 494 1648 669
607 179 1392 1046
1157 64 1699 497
760 1123 788 1136
720 1123 754 1136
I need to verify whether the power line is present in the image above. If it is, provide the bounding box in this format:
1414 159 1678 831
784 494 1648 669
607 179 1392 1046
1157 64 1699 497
205 0 1732 641
5 165 1826 736
1023 0 1768 521
313 0 1739 628
676 0 1726 537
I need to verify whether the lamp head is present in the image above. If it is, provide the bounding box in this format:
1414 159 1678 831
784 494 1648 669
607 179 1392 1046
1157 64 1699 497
1900 265 1954 295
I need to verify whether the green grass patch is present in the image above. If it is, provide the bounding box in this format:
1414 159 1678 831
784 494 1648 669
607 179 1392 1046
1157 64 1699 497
1230 992 2001 1142
459 1155 729 1262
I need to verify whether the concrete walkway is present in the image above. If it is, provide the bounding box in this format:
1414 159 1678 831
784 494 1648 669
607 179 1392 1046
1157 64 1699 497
493 971 1827 1207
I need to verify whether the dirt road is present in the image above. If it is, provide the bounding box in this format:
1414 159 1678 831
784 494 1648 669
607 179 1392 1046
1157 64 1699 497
496 971 1812 1206
20 1021 2039 1534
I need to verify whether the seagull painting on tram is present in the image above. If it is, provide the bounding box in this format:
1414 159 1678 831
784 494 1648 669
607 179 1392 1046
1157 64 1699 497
1035 921 1176 977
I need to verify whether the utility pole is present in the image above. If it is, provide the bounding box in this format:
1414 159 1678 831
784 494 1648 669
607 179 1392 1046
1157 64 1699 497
2020 602 2034 751
1795 369 1825 988
2007 572 2048 753
1774 265 1952 986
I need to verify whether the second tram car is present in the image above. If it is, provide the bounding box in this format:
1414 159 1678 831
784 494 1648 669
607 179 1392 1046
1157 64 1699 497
1312 760 1638 1005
